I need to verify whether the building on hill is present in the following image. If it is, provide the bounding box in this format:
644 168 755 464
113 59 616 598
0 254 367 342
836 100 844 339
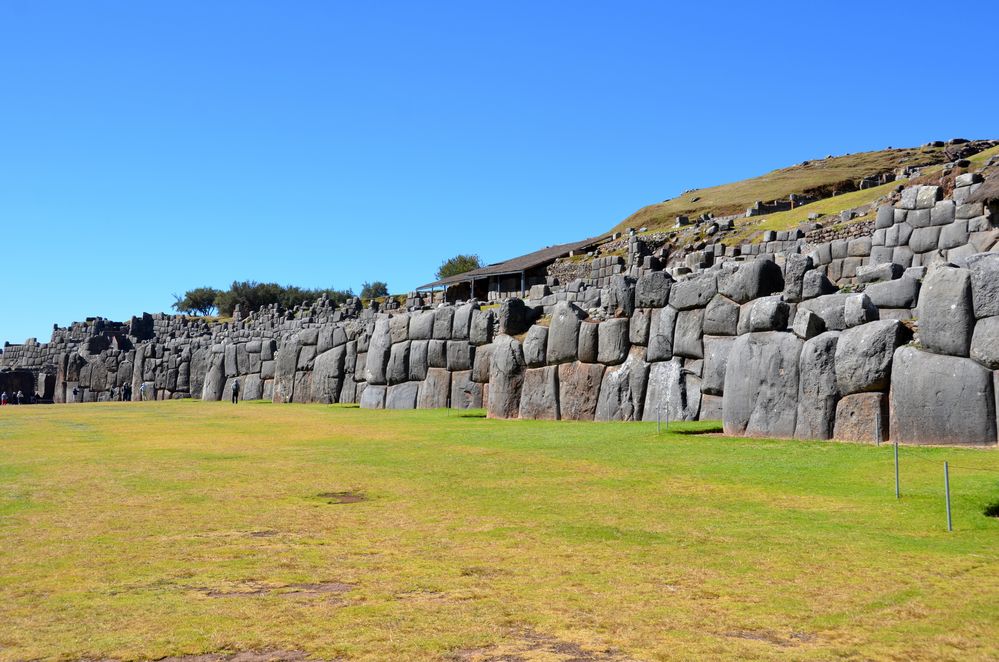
416 235 610 302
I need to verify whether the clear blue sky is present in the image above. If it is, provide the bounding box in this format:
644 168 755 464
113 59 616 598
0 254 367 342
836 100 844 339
2 1 997 344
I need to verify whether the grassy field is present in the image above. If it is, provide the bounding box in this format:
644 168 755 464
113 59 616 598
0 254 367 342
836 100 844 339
1 402 998 661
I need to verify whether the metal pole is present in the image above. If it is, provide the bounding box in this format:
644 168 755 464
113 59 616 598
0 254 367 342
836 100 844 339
894 440 900 499
656 400 661 434
875 408 882 447
944 461 952 532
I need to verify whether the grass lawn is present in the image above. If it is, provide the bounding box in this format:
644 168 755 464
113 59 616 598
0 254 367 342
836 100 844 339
1 402 998 661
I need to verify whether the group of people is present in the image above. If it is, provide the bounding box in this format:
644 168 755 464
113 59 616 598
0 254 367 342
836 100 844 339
0 390 35 405
70 383 133 402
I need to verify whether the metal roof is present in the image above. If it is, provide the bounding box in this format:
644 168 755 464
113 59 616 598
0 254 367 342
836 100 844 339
416 235 610 290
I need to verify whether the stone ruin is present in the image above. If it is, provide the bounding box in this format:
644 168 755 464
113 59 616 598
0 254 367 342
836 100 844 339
2 172 999 447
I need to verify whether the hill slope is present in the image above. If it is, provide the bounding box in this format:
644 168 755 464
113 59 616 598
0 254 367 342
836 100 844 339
614 141 994 234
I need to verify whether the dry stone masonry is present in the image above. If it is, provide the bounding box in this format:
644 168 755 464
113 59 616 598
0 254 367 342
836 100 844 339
3 171 999 447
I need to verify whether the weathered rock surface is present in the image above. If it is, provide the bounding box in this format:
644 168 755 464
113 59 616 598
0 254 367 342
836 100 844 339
487 335 526 419
519 366 559 420
558 361 604 421
915 266 974 357
595 348 648 422
890 346 996 445
794 331 839 440
835 320 905 395
723 332 803 437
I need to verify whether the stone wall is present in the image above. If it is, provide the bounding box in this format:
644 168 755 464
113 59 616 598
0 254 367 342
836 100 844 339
2 179 998 446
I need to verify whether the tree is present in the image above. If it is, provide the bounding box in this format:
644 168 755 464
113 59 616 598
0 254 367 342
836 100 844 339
435 253 482 280
172 287 221 316
360 281 389 300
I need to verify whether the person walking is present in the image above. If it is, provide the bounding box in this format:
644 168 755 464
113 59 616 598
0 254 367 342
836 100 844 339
139 383 147 401
16 390 24 405
231 379 240 404
1 391 7 406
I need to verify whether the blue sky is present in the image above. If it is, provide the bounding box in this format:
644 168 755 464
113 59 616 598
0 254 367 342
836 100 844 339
2 1 997 344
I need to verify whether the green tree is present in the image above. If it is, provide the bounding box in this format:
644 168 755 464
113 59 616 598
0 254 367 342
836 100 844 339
435 253 482 280
360 281 389 300
171 287 221 316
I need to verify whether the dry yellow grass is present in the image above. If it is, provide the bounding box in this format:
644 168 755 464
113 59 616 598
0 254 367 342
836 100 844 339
1 401 998 661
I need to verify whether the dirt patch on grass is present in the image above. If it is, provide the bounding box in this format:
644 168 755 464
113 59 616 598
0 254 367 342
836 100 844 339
316 490 366 504
450 628 636 661
79 650 339 662
724 630 815 648
193 581 353 599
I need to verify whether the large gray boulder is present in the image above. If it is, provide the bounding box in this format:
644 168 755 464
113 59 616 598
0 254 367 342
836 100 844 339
646 306 678 362
865 277 920 308
577 322 599 363
597 318 630 365
432 306 454 340
313 346 346 404
782 254 812 303
629 308 652 345
547 301 586 364
834 320 905 395
386 381 420 409
723 332 803 437
794 331 839 440
717 260 784 304
498 298 532 336
634 271 673 308
386 341 410 385
966 252 999 318
408 340 429 381
799 293 852 331
389 314 410 344
523 325 548 368
701 336 734 396
594 348 648 421
273 340 301 403
669 274 717 310
452 303 476 340
409 310 435 340
558 362 604 420
843 293 878 328
487 335 526 419
970 316 999 369
915 266 974 357
518 366 560 420
450 371 483 409
605 275 636 317
363 318 392 384
359 384 386 409
642 357 701 423
673 309 704 358
748 296 789 332
471 343 492 383
703 295 739 336
417 368 451 409
447 341 474 372
890 346 996 445
469 309 493 345
802 271 836 300
791 309 825 340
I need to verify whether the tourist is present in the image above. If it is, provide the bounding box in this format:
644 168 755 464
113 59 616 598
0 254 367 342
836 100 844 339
231 379 240 404
72 386 79 402
139 383 147 401
16 390 24 405
1 391 7 406
123 384 132 401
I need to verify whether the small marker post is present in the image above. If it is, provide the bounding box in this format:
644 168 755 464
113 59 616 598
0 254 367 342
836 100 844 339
657 400 661 434
894 440 900 499
944 461 953 532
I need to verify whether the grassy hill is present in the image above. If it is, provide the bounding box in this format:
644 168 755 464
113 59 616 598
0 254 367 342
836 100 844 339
2 401 998 660
614 142 990 234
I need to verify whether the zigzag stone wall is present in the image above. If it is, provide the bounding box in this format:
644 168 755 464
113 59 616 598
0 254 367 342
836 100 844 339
2 178 998 446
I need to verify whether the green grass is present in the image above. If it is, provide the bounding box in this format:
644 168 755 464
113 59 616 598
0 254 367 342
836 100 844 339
615 145 955 233
721 179 903 245
1 402 998 661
